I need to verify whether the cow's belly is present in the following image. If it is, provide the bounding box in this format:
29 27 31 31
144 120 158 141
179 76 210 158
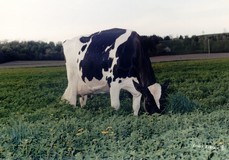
77 77 109 96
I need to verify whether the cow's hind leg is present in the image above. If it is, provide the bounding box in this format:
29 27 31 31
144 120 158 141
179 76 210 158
79 95 87 108
61 64 77 106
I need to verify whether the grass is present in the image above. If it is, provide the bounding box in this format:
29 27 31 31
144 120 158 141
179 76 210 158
0 59 229 159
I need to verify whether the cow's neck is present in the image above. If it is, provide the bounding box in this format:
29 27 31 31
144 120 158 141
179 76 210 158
137 53 156 87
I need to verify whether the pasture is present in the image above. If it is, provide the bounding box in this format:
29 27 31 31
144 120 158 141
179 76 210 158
0 59 229 159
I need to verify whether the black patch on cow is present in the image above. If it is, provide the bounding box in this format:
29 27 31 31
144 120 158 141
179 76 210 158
78 51 81 55
80 28 126 82
80 37 90 43
79 32 99 43
111 31 139 81
118 80 122 83
81 44 87 52
102 58 113 72
107 77 112 87
77 59 79 63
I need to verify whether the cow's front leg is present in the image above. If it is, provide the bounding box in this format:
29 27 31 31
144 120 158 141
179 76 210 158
132 94 142 116
121 79 142 116
110 84 121 110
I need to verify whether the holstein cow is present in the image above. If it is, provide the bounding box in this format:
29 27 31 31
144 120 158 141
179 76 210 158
62 28 169 115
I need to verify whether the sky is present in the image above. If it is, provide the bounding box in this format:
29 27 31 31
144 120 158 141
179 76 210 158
0 0 229 42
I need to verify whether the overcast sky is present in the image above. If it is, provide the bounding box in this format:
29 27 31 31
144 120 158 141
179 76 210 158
0 0 228 42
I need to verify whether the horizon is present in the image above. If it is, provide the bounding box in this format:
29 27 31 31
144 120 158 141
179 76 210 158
1 31 229 43
1 0 229 42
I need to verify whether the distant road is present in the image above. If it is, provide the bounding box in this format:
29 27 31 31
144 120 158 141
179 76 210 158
0 53 229 68
150 53 229 62
0 61 65 69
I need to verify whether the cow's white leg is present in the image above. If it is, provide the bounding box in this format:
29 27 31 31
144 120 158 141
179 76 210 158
110 83 121 110
62 86 70 101
62 85 77 106
132 94 142 116
79 95 87 108
122 79 142 116
62 64 77 106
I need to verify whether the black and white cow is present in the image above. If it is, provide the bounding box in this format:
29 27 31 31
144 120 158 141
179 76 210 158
62 28 169 115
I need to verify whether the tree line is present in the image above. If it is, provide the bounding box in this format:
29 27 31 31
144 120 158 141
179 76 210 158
1 33 229 63
0 41 64 63
141 33 229 57
163 33 229 55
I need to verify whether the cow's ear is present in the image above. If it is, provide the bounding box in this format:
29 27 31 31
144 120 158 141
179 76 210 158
133 80 146 95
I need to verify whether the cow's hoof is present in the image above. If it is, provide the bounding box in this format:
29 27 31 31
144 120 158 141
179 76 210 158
133 112 139 116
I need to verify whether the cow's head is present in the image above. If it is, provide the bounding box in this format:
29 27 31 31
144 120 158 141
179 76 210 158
133 80 169 114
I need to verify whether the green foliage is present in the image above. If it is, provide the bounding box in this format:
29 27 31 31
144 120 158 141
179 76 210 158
154 59 229 112
0 59 229 159
165 93 199 114
163 33 229 55
0 41 64 63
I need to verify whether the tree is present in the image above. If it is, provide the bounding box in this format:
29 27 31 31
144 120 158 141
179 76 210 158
179 35 184 40
164 36 171 41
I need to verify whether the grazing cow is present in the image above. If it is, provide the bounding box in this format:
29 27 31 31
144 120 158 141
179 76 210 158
62 28 169 115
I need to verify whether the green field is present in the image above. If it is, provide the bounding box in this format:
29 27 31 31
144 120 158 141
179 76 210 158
0 59 229 159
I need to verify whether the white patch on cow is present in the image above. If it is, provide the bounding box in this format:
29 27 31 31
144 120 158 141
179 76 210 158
78 77 109 95
105 45 113 52
148 83 162 109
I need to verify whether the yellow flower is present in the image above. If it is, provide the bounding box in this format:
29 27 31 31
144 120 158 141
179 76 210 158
106 126 112 130
101 126 114 135
101 131 109 135
76 128 84 136
76 132 83 136
78 128 84 132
